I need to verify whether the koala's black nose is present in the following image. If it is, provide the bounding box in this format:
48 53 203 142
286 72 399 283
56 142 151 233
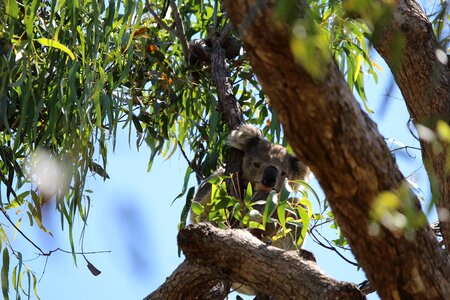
262 166 278 188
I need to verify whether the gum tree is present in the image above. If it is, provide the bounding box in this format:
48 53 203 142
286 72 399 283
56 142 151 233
1 0 449 299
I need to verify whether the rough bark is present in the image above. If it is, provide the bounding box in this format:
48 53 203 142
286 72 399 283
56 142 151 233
222 1 450 299
144 259 224 300
372 0 450 250
146 223 364 300
210 29 245 198
210 30 245 131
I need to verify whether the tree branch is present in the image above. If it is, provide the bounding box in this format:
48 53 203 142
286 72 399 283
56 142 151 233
208 24 245 199
145 1 175 34
144 259 224 300
169 0 190 63
210 27 244 131
147 223 365 300
145 1 189 64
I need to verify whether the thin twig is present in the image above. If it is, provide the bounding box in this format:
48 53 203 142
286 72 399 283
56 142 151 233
218 22 233 45
145 0 176 34
38 247 111 257
406 165 425 179
39 256 50 282
169 0 190 63
407 118 420 141
0 207 46 255
390 145 421 152
177 141 204 184
309 228 359 267
1 207 111 257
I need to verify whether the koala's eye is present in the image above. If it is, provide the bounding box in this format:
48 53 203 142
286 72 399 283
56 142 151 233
281 171 287 178
253 161 261 168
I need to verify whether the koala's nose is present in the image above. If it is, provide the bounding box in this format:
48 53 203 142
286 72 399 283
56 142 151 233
262 166 278 188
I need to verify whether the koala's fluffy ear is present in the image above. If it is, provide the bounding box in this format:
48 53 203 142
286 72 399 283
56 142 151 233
227 124 263 151
289 155 310 180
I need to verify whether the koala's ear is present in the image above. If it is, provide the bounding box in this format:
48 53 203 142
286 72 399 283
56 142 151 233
227 124 263 151
289 155 309 180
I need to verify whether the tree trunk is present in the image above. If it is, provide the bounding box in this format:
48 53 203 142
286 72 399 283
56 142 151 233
372 0 450 250
222 0 450 299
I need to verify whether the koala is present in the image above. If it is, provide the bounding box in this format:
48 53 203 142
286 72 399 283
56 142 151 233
190 124 311 296
190 124 309 229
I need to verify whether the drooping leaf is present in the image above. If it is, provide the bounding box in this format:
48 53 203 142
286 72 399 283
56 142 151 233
35 38 76 60
1 248 9 300
84 257 102 276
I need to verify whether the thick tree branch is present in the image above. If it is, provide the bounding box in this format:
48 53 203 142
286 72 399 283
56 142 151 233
223 1 450 299
176 223 364 300
146 224 364 299
144 259 224 300
372 0 450 250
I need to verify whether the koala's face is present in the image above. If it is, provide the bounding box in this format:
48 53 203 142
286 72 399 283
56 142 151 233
242 143 305 193
227 124 309 193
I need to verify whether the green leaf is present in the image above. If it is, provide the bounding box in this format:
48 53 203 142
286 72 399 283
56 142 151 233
34 38 76 60
244 182 253 206
13 218 21 240
6 0 19 19
178 186 195 230
263 191 277 228
172 167 193 204
191 201 204 216
1 248 10 300
297 205 310 247
277 189 289 230
299 198 313 219
11 266 16 293
32 273 40 300
231 202 242 222
14 252 22 299
279 179 291 202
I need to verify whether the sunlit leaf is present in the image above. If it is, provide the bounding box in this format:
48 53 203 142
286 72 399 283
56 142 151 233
35 38 76 60
371 191 400 220
191 201 204 216
263 191 278 228
437 120 450 142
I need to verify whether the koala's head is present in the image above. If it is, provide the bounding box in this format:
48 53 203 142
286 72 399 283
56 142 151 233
227 124 309 193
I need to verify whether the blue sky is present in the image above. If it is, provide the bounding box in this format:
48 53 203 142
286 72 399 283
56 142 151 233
6 50 431 300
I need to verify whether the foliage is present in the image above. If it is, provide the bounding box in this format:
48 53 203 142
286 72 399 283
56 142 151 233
189 175 314 249
1 0 144 297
